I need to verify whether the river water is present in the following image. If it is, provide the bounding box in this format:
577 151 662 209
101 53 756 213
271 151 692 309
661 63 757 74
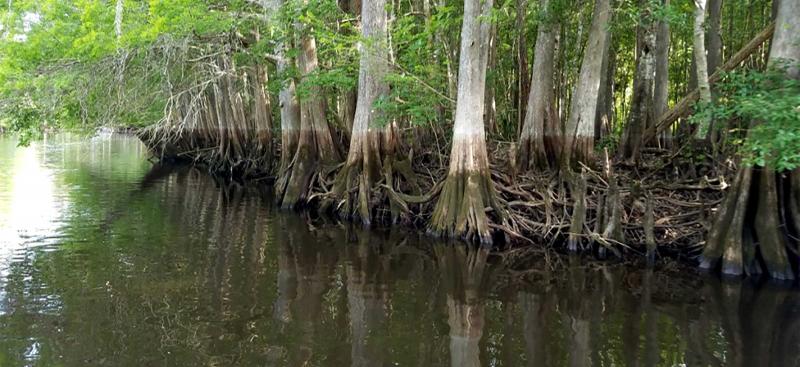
0 134 798 366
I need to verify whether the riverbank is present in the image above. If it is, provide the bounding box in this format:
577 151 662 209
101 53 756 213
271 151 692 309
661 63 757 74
139 131 727 267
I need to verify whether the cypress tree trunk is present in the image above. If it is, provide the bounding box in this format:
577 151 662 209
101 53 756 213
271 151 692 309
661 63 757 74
277 17 341 208
263 0 302 182
331 0 395 225
337 0 361 138
277 72 301 181
700 0 799 280
705 0 723 142
693 0 713 139
484 18 498 134
430 0 503 243
516 0 530 131
251 65 273 166
654 0 671 148
594 28 613 142
563 0 612 168
706 0 723 74
518 0 559 171
620 0 657 162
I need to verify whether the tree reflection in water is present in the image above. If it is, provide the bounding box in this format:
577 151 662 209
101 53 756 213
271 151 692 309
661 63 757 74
436 245 489 367
344 228 390 367
2 138 800 366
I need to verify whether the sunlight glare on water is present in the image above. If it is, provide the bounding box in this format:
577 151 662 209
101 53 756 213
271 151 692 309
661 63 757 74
0 139 62 312
0 140 60 246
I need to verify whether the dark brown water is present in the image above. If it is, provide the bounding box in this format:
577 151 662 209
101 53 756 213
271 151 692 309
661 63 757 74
0 134 799 366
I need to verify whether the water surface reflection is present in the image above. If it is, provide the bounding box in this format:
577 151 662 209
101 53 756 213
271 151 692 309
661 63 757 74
0 135 798 366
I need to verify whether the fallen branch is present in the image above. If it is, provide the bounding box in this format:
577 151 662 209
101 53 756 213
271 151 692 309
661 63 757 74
642 22 775 145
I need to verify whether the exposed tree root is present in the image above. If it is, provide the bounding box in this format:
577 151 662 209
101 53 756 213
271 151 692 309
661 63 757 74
276 143 321 209
138 56 275 179
143 128 727 264
323 147 420 226
429 170 507 244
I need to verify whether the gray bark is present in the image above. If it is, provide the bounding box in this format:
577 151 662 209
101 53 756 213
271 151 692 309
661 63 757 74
693 0 712 138
654 0 671 146
430 0 499 243
620 0 657 162
447 0 494 174
595 23 613 140
518 0 558 170
296 32 332 151
707 0 723 73
259 0 301 173
705 0 722 142
768 0 799 76
333 0 392 223
350 0 390 151
516 0 530 130
485 18 498 133
563 0 612 167
336 0 361 136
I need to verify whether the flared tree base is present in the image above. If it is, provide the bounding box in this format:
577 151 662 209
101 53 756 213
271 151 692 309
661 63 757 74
276 144 319 210
563 136 595 171
330 159 381 226
700 167 797 280
429 169 505 244
328 152 419 226
517 135 551 172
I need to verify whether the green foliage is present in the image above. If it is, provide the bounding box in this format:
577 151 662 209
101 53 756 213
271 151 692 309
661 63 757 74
0 0 784 160
376 0 457 128
0 0 230 143
698 66 800 171
3 99 42 145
